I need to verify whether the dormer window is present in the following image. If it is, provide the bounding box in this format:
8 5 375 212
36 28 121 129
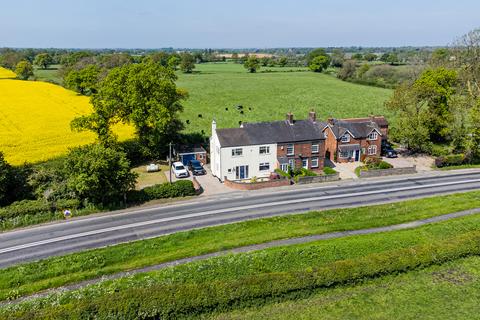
368 131 378 141
341 134 350 143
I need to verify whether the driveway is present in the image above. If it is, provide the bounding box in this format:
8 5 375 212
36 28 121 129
383 154 435 172
166 164 233 196
325 159 360 180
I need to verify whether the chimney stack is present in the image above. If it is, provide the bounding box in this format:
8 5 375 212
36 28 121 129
327 117 334 125
212 119 217 132
286 112 294 125
308 110 316 122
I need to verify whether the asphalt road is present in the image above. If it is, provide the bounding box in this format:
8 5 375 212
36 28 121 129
1 171 480 268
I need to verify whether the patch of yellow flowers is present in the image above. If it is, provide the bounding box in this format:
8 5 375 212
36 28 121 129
0 68 134 165
0 67 16 79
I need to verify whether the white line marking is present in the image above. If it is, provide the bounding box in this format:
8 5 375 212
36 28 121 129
1 179 480 254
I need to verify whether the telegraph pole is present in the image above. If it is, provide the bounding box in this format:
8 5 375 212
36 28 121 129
169 142 172 183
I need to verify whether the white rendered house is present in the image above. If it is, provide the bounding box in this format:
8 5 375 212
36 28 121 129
210 120 277 182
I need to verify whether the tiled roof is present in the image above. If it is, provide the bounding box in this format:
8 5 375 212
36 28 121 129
216 119 325 148
327 118 382 139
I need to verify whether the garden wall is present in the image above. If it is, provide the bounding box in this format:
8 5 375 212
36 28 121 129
224 177 290 190
359 166 417 178
296 173 340 184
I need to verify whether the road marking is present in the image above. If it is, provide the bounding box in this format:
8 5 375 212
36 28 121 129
1 178 480 254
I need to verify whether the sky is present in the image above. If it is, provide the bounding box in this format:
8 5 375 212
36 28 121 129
0 0 479 48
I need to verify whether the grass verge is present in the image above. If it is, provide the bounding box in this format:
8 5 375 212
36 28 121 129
0 191 479 301
3 209 480 318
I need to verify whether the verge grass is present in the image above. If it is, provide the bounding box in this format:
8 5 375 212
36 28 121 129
214 254 480 320
0 190 479 301
4 206 480 318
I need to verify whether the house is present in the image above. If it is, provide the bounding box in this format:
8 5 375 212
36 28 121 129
210 111 325 182
175 145 207 165
341 115 389 141
322 117 383 163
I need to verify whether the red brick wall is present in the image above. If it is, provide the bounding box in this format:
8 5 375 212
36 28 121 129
277 141 325 170
323 127 337 162
195 152 207 165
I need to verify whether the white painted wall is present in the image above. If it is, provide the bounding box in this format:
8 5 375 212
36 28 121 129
219 144 277 181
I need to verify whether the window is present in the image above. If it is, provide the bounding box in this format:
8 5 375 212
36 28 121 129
311 143 319 154
368 145 377 155
231 148 243 157
288 159 295 169
259 146 270 155
199 154 204 159
324 130 328 138
280 164 289 172
311 157 319 168
286 144 294 156
368 131 378 140
341 134 350 143
259 162 270 171
340 150 354 158
302 159 308 169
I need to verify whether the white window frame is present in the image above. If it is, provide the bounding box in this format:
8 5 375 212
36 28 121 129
259 146 270 155
311 157 319 168
286 144 294 156
368 145 377 155
302 158 308 169
339 150 354 158
311 143 319 154
341 134 350 143
280 164 289 172
288 159 295 169
368 131 378 141
259 162 270 171
231 148 243 157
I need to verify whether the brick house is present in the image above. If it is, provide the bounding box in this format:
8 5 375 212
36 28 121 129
210 111 326 182
322 117 383 163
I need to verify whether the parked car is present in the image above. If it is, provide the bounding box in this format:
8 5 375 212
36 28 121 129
381 142 398 158
188 160 206 175
171 161 189 178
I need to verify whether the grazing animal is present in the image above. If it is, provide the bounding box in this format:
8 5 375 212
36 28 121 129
186 120 190 124
248 107 252 111
236 105 243 110
225 107 228 111
240 110 244 114
198 114 202 118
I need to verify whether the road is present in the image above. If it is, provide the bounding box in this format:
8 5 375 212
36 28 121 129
1 171 480 268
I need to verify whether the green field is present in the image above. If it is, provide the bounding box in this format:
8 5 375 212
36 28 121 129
177 63 392 134
33 65 63 84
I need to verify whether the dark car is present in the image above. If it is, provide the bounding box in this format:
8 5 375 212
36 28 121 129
381 142 398 158
188 160 206 175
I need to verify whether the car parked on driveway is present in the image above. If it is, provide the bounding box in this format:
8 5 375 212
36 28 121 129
381 142 398 158
188 160 206 175
171 161 189 178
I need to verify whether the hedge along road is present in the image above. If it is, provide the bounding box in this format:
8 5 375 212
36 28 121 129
5 206 480 306
2 171 480 268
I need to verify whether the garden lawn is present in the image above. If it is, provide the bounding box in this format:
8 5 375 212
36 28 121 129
176 63 392 135
0 190 479 301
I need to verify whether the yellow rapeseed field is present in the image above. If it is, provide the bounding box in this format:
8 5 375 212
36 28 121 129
0 69 134 165
0 67 16 79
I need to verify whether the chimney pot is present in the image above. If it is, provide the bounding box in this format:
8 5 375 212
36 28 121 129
286 112 294 125
308 110 316 122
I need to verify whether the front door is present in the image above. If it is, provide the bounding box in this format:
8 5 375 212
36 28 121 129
354 150 360 162
235 165 249 180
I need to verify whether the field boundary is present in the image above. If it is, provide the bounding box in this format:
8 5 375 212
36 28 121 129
5 206 480 306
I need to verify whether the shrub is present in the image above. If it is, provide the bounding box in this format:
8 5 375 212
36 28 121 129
323 167 337 175
377 161 393 169
128 180 196 203
435 154 466 168
0 198 81 221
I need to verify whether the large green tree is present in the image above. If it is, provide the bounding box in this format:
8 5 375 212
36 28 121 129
34 53 53 69
243 56 261 73
65 144 137 204
180 53 196 73
72 62 187 156
15 60 34 80
309 55 330 73
64 65 101 95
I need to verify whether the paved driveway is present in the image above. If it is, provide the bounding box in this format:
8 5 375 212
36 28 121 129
166 164 233 196
383 154 434 172
325 159 360 180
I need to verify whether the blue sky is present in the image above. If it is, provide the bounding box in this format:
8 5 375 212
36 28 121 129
0 0 478 48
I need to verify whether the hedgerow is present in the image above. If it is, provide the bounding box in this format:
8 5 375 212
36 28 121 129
3 230 480 319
